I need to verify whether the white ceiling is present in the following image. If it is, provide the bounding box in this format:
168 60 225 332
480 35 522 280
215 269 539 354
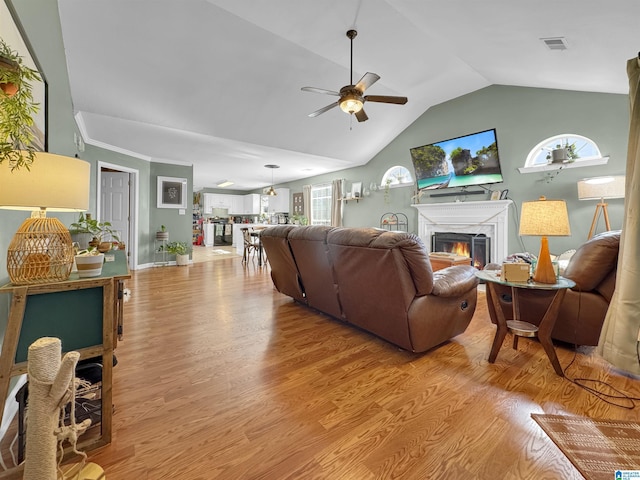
57 0 639 191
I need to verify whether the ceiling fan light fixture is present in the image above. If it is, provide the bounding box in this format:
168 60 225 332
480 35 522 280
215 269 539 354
301 29 406 121
340 94 363 114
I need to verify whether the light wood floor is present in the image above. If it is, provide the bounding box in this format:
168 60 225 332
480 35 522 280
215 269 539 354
28 258 640 478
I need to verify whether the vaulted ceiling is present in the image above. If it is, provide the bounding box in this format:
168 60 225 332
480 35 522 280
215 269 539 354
57 0 639 191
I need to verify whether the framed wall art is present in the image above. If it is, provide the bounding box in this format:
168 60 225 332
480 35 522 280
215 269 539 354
157 176 187 209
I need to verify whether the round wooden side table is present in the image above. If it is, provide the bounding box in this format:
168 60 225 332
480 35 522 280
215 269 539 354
476 269 576 376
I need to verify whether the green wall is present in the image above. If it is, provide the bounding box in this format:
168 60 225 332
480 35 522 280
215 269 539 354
0 0 192 342
283 85 629 256
0 0 193 272
151 162 194 255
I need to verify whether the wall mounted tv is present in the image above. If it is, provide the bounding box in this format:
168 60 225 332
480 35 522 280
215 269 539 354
410 128 504 191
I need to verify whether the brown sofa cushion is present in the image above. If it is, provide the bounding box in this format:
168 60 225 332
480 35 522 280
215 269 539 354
563 230 620 291
326 228 435 296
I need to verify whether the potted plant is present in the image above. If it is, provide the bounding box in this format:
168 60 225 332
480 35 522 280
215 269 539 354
161 241 190 266
74 247 105 277
69 212 120 252
156 225 169 241
0 38 41 171
550 141 579 164
291 215 308 226
384 178 392 204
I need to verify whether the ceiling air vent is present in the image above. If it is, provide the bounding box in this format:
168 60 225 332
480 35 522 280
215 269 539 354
541 37 568 51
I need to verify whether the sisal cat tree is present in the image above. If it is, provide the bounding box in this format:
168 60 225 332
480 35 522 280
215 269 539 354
25 337 105 480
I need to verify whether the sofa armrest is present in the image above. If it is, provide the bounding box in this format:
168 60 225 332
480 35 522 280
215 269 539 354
430 266 479 297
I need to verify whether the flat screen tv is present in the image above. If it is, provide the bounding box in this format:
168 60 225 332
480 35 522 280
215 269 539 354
410 128 503 191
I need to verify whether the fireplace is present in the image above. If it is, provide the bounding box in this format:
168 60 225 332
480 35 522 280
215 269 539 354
413 200 512 265
432 232 490 269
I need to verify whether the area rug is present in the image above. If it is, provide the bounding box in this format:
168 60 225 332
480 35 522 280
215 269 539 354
191 246 241 263
532 413 640 480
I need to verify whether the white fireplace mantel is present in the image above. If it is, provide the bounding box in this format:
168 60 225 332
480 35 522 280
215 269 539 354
412 200 512 264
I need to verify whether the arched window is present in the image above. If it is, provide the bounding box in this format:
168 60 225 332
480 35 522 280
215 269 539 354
381 165 413 187
525 134 602 168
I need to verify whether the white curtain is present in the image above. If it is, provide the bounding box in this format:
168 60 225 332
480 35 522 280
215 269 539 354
302 184 311 224
331 179 343 227
597 56 640 375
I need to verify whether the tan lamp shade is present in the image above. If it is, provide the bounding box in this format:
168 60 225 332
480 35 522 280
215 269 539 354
577 175 624 239
519 196 571 284
0 152 91 285
0 152 90 211
577 175 625 200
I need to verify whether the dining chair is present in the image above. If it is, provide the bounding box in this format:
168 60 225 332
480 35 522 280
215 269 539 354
241 227 260 263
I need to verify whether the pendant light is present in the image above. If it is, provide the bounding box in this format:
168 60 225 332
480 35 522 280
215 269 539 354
265 164 279 196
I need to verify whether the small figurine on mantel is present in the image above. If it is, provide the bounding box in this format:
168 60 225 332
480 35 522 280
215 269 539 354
24 337 105 480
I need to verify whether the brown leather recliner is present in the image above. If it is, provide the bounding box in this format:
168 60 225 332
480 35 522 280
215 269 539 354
262 226 479 353
486 230 620 346
287 225 343 319
259 225 305 304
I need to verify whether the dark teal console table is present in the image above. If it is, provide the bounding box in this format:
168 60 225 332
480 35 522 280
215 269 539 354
0 250 130 458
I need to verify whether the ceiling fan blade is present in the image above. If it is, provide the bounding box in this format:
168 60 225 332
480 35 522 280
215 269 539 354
355 72 380 92
308 102 339 118
355 109 368 122
365 95 408 105
301 86 340 96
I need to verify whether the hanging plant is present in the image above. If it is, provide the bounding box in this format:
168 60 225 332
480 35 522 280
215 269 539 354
384 178 392 204
0 38 41 171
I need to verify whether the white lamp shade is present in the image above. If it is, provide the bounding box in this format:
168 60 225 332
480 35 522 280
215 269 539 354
0 152 90 211
577 175 625 201
519 197 571 237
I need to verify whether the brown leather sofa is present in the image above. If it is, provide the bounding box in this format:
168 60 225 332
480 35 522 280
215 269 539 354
486 230 620 346
260 225 479 353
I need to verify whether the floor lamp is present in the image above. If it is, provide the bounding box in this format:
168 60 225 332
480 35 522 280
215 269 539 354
577 175 625 240
0 152 90 284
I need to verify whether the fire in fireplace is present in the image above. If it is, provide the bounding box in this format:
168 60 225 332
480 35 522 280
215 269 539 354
432 232 491 269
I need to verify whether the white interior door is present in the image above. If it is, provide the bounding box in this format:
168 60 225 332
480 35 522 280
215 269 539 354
101 171 130 247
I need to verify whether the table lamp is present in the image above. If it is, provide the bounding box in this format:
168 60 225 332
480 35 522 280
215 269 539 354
577 175 625 239
0 152 90 285
519 196 571 284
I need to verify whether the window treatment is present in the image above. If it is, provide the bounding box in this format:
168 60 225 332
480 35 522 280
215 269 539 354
597 56 640 375
331 179 343 227
303 184 311 223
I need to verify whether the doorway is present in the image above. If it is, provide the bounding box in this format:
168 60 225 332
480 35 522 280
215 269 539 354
97 162 139 270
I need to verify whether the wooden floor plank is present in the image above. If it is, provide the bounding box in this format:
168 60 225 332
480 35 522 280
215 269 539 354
3 255 639 479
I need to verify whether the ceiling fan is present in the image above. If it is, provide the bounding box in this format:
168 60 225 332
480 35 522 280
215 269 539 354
301 29 408 122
